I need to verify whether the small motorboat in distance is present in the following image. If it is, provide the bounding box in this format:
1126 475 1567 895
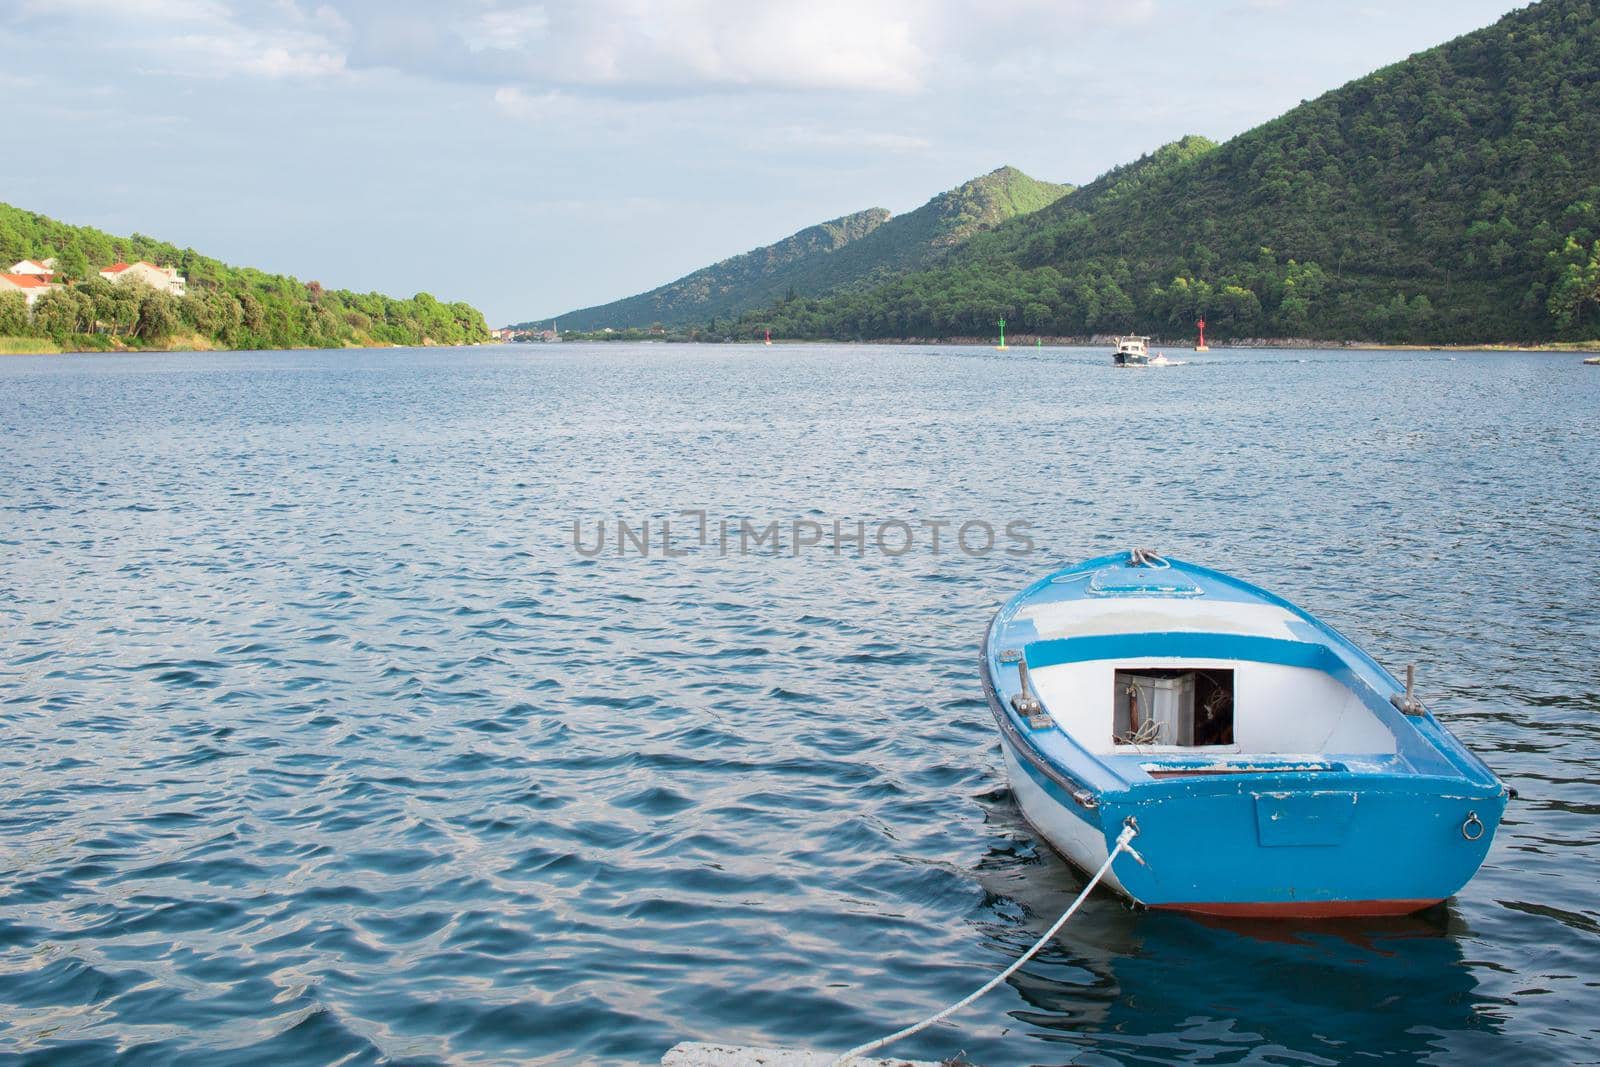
981 549 1512 918
1112 335 1150 366
1112 337 1177 366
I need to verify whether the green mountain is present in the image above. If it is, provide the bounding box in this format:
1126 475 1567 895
532 207 889 332
787 166 1074 299
0 203 490 350
535 166 1070 331
741 0 1600 344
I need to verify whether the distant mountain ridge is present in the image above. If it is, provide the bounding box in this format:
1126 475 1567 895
531 207 889 332
781 166 1072 300
528 166 1070 330
741 0 1600 343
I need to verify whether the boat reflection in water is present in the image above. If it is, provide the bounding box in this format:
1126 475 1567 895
968 789 1498 1063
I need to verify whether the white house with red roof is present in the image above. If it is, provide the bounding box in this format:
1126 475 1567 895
99 261 186 296
9 258 56 279
0 272 57 307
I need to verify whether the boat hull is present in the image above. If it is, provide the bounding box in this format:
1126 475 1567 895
983 551 1511 918
997 721 1504 918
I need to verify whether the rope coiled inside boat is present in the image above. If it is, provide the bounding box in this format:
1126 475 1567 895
1128 547 1169 568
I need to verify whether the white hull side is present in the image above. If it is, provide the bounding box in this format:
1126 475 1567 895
999 736 1132 900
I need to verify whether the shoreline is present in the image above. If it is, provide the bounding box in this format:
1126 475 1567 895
8 335 1600 356
550 332 1600 354
0 335 478 356
849 334 1600 354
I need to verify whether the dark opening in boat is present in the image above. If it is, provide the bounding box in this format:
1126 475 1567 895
1113 667 1234 746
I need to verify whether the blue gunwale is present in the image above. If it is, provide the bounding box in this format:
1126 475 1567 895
984 553 1508 798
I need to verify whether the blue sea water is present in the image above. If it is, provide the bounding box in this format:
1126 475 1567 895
0 343 1596 1066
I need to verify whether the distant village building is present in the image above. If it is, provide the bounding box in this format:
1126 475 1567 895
9 258 56 279
99 261 186 296
0 256 192 315
0 272 57 307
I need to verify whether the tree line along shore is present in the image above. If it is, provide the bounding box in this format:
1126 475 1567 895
0 205 490 354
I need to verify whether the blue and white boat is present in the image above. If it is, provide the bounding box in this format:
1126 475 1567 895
982 550 1512 917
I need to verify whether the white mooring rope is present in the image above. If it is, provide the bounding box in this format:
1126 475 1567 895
830 820 1141 1066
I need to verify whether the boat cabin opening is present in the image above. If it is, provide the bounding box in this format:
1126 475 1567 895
1112 668 1234 746
1029 655 1401 759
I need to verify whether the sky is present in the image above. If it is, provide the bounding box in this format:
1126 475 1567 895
0 0 1525 326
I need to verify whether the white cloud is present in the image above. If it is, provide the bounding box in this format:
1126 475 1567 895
15 0 231 18
245 44 347 78
1 0 1166 100
405 0 930 94
164 28 347 79
462 7 551 51
5 0 348 81
492 86 574 120
301 0 1164 97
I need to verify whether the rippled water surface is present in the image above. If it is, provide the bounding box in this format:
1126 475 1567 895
1 343 1597 1065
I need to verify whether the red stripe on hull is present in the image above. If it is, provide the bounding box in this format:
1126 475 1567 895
1155 899 1442 919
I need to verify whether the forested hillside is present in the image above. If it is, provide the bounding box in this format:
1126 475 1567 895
536 208 889 331
0 203 490 350
735 0 1600 344
536 167 1069 331
770 166 1070 302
